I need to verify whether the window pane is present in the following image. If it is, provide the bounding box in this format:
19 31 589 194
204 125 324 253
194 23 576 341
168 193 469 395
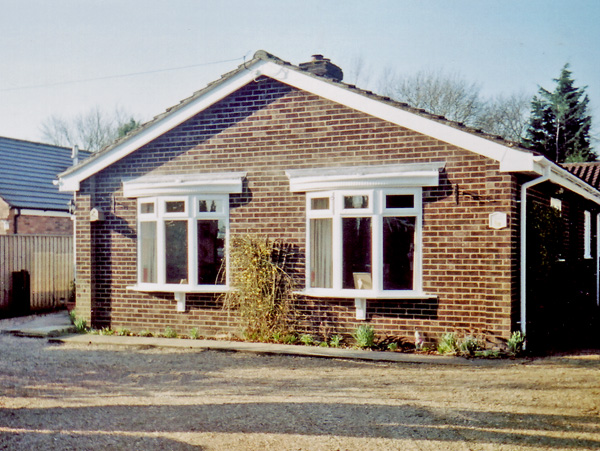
383 217 415 290
140 222 157 283
197 219 225 284
386 195 414 209
165 220 188 284
198 199 221 213
310 218 333 288
344 195 369 209
140 202 154 214
342 217 372 289
310 197 330 210
165 200 185 213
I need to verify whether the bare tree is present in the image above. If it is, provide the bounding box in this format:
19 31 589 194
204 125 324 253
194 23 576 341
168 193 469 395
379 68 530 142
383 69 483 126
474 93 530 143
40 106 140 152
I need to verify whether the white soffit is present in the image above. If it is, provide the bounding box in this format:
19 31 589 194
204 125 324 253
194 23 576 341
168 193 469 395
122 172 246 197
286 162 445 192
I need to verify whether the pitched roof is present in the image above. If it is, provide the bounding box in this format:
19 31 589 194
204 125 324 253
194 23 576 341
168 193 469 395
562 162 600 190
0 137 76 211
55 50 600 206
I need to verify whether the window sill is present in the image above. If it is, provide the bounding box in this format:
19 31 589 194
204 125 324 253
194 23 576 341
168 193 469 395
127 284 230 294
296 288 437 300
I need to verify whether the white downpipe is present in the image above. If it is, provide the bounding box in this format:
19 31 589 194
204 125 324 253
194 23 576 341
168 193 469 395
520 166 551 338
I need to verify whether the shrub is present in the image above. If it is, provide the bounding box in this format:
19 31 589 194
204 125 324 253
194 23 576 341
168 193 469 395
222 235 297 341
116 327 131 336
352 324 375 349
139 330 153 337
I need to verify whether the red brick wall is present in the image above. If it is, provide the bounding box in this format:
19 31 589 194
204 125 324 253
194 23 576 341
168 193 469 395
76 78 519 344
15 214 72 235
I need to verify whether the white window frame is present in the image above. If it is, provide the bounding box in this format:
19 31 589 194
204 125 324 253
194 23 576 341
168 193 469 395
134 193 230 293
286 162 443 300
305 187 424 299
584 210 592 259
122 171 245 294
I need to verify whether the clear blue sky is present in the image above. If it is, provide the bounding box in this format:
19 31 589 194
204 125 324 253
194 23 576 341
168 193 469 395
1 0 599 144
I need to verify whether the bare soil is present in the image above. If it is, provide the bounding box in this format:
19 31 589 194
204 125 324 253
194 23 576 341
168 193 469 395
0 333 599 450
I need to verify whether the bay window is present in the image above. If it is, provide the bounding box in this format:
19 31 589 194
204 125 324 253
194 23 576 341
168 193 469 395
123 171 245 293
306 188 421 297
137 194 227 290
287 162 443 299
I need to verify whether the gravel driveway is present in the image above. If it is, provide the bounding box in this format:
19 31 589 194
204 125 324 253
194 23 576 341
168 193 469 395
0 334 599 450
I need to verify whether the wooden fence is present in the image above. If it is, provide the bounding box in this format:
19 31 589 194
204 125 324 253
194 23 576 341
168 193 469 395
0 235 73 316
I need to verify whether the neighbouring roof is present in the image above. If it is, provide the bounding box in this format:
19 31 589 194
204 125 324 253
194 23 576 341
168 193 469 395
0 137 79 211
562 162 600 190
56 50 600 206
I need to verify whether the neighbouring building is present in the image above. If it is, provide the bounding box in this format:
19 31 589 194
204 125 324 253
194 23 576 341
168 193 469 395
0 136 77 235
57 51 600 349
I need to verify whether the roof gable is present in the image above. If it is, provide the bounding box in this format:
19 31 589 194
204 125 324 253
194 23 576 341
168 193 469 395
56 51 589 201
0 137 76 211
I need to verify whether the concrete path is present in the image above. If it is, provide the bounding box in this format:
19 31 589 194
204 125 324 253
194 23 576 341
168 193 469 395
1 310 474 366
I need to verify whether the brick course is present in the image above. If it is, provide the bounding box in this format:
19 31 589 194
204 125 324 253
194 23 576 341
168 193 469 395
76 78 520 344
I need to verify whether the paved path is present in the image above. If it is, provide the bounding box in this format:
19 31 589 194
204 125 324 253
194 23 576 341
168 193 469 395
0 310 473 366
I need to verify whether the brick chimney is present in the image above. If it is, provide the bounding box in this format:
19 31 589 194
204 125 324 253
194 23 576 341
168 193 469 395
299 54 343 82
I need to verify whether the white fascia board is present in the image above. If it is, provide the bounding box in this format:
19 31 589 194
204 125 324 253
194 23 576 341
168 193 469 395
547 164 600 205
58 62 270 192
286 162 444 192
19 209 71 217
122 172 246 198
258 62 536 173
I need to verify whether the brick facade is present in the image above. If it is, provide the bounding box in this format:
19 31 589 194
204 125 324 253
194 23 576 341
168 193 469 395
74 78 524 345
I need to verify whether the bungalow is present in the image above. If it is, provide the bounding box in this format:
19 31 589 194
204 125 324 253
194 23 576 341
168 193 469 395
57 51 600 349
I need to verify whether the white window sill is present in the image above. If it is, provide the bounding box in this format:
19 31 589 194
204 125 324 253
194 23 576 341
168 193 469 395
128 284 230 294
296 288 437 300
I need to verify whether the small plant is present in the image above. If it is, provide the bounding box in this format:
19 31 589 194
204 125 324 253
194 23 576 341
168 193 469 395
68 310 77 323
329 334 343 348
387 342 399 351
271 331 282 342
507 331 525 356
352 324 375 349
437 332 459 355
300 334 314 346
189 328 201 340
282 334 297 344
116 328 131 336
164 327 178 338
319 341 329 347
139 329 153 337
99 327 115 336
73 317 87 333
459 335 480 356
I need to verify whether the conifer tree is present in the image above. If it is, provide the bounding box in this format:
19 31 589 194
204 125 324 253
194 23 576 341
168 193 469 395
523 64 594 162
